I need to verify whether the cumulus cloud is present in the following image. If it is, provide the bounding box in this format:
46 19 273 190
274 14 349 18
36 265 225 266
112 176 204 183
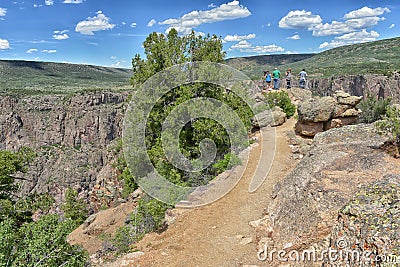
230 40 284 53
0 38 10 49
389 23 395 29
45 0 54 5
63 0 84 3
344 6 390 19
319 29 379 49
312 6 390 36
311 21 353 36
27 48 38 53
160 1 251 34
0 7 7 16
131 22 137 28
249 44 285 53
53 30 69 40
287 34 300 40
231 40 252 49
280 6 390 39
279 10 322 29
75 11 115 35
147 19 156 27
224 33 255 42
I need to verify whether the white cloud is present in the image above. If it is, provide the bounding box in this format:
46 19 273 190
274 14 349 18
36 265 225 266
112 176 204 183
75 11 115 35
208 3 216 8
248 44 284 53
287 34 300 40
345 16 384 29
281 6 390 38
0 7 7 16
224 33 255 42
319 30 379 49
279 10 322 29
0 38 10 49
312 21 352 36
344 6 390 19
45 0 54 6
389 23 395 29
63 0 84 3
53 30 69 40
27 48 38 53
131 22 137 28
160 0 251 34
147 19 156 27
313 16 384 36
230 40 284 53
53 33 69 40
231 40 252 49
41 49 57 53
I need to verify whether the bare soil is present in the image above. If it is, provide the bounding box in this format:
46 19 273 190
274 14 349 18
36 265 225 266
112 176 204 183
116 118 299 267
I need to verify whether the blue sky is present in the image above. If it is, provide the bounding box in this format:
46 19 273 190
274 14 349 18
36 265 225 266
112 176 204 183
0 0 399 68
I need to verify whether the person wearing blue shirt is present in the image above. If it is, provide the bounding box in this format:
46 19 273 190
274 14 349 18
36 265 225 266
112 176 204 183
263 70 272 91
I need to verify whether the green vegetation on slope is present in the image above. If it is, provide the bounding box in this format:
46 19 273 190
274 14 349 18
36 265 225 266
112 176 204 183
225 37 400 79
0 148 88 266
0 60 132 95
285 37 400 77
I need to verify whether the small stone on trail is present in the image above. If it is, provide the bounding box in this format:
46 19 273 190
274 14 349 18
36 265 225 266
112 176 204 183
240 237 253 245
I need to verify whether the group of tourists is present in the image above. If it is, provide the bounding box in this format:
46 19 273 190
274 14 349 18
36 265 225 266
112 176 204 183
263 68 308 91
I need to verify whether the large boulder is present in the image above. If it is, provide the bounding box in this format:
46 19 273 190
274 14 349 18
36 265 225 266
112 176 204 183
286 87 313 106
253 123 400 266
295 91 363 137
252 106 287 128
297 96 337 122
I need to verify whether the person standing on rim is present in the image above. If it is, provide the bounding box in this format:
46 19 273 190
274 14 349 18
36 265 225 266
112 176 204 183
299 68 308 89
272 67 281 90
263 70 272 91
285 68 292 89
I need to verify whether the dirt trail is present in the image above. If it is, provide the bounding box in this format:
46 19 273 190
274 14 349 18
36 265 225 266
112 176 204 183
115 117 298 267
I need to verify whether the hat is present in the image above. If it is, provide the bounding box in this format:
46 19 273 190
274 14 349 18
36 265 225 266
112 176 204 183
274 67 277 70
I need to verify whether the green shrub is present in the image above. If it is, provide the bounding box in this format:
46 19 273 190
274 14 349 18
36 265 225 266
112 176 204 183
119 167 138 199
110 225 137 254
357 95 392 123
103 195 170 254
113 154 139 199
212 153 241 174
61 188 88 225
376 105 400 143
13 214 88 267
265 91 296 118
130 195 170 235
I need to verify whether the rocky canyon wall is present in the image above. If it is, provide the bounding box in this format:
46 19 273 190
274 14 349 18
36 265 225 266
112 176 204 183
308 73 400 102
0 91 129 205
